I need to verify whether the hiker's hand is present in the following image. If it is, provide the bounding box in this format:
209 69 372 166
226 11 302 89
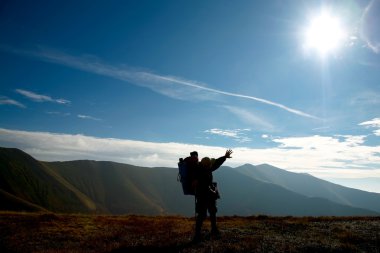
225 149 233 158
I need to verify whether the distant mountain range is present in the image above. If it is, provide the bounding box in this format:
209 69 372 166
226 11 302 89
0 147 379 216
326 177 380 194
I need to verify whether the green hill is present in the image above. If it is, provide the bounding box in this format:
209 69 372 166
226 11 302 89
44 160 193 215
0 147 94 213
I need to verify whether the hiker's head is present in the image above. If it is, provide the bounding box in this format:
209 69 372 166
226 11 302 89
201 157 214 169
190 151 198 158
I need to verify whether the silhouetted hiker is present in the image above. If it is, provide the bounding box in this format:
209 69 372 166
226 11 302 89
193 149 233 242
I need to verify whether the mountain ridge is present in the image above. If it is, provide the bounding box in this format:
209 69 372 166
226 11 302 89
235 163 380 213
0 147 379 216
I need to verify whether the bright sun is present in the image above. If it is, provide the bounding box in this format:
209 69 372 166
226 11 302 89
303 11 346 56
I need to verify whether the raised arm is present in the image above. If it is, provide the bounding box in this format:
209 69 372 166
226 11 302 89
211 149 233 171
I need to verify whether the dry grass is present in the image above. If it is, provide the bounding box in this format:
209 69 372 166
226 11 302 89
1 212 380 253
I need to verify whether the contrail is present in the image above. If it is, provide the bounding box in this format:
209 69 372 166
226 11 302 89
150 74 319 119
1 45 319 119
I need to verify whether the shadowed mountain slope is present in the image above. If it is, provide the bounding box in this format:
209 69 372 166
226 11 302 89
44 161 194 215
215 167 377 216
235 163 380 213
0 148 93 213
0 189 47 212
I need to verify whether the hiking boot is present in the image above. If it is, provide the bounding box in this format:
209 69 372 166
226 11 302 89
211 228 221 239
192 233 202 243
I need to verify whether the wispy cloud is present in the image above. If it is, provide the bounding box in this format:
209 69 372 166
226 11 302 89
350 91 380 105
15 89 71 104
0 96 26 108
46 111 71 116
359 118 380 128
359 118 380 136
312 126 330 132
77 114 101 121
360 0 380 54
223 105 275 131
2 46 319 119
204 128 252 143
145 74 320 120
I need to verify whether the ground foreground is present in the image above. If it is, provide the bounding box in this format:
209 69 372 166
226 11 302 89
1 212 380 253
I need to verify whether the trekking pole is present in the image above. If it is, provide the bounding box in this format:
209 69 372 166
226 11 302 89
194 195 196 220
194 188 198 226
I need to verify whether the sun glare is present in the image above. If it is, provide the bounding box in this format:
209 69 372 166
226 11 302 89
303 11 346 57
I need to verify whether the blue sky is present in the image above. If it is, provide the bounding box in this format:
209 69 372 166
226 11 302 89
1 0 380 192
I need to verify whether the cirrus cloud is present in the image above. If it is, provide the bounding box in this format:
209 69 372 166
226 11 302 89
0 96 26 108
1 45 319 120
360 0 380 54
77 114 101 121
15 89 71 104
204 128 252 143
223 105 275 132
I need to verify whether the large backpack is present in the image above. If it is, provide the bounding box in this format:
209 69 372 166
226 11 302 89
177 156 198 195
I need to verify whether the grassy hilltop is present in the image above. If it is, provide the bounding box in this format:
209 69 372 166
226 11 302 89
1 212 380 253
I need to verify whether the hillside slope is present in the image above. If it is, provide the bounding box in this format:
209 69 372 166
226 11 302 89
0 189 46 212
215 167 378 216
44 161 194 215
236 163 380 213
0 147 93 213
